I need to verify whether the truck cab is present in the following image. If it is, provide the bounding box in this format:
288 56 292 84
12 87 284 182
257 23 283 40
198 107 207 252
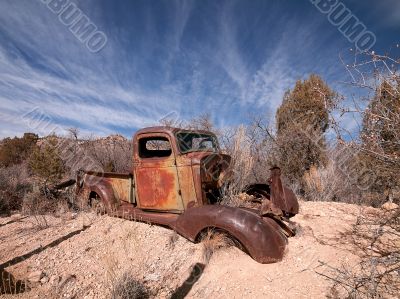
132 126 230 212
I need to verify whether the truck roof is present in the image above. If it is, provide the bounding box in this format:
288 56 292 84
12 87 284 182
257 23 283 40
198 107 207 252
134 126 215 137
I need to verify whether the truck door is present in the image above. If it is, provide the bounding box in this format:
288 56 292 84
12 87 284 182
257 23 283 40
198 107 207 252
134 134 184 212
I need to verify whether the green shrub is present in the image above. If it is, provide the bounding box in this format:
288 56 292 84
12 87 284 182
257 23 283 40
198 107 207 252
275 74 337 188
0 133 38 167
29 136 65 183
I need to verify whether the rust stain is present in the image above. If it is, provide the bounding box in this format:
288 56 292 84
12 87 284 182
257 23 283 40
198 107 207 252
268 167 299 217
175 155 198 208
107 176 132 202
136 167 177 209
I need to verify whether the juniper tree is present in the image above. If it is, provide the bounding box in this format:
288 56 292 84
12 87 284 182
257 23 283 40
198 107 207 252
29 136 65 183
275 74 337 186
359 80 400 202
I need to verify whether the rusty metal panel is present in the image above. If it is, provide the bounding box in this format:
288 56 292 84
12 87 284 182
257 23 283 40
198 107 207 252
192 164 205 204
83 172 132 204
115 203 288 264
107 176 132 203
268 167 299 216
135 161 183 211
133 131 184 212
174 205 288 264
175 155 199 208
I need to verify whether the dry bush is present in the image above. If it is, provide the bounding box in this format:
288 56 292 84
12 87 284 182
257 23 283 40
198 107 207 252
40 130 132 177
167 232 180 249
299 51 400 206
80 135 132 173
0 268 28 295
0 164 31 215
0 164 30 190
313 50 400 297
111 271 149 299
102 225 157 298
57 185 79 212
303 165 331 201
0 133 38 167
21 191 51 228
302 152 360 204
219 126 254 206
246 119 278 183
21 188 71 228
200 229 234 263
0 192 15 216
332 50 400 207
352 78 400 206
320 207 400 298
22 190 57 215
45 130 89 177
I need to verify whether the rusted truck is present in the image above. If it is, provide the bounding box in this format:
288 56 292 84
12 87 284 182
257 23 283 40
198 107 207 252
75 126 299 264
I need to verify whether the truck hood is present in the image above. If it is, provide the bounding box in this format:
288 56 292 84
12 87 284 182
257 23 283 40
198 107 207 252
185 152 232 185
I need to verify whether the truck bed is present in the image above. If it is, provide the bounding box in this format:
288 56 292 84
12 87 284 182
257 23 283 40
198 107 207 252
84 171 135 204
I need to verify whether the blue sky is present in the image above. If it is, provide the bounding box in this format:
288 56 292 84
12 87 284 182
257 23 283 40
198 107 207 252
0 0 399 138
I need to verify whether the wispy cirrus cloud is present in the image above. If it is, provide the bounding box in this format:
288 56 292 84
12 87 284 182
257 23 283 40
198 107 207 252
0 0 394 138
0 0 185 137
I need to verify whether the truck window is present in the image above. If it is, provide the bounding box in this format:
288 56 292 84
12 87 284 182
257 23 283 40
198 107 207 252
139 137 172 158
176 132 219 153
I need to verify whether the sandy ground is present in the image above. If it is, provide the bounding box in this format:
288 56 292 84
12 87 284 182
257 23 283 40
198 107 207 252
0 201 377 298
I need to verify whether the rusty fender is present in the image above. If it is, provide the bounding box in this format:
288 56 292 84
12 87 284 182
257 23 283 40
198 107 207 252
269 167 299 216
83 175 117 212
173 205 288 264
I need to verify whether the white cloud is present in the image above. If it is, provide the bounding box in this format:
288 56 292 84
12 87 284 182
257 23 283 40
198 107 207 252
0 0 187 138
0 0 353 139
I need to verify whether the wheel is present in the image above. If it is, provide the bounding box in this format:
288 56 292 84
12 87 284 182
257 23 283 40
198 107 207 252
89 192 106 215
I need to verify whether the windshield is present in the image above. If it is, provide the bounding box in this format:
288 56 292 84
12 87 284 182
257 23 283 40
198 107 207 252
176 132 219 153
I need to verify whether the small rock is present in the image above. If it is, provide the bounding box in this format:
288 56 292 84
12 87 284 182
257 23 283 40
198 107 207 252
49 275 61 285
145 273 160 282
11 213 22 219
59 274 76 289
28 270 44 282
40 276 49 284
382 201 399 211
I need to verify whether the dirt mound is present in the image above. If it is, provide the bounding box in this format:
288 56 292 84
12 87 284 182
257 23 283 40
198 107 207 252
0 201 377 298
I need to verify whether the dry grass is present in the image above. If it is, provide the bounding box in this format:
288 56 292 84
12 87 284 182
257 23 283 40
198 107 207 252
319 207 400 298
0 164 31 215
220 126 254 206
167 231 180 249
21 187 77 229
0 269 28 295
111 270 149 299
103 224 153 298
200 229 234 264
303 164 344 202
21 191 51 229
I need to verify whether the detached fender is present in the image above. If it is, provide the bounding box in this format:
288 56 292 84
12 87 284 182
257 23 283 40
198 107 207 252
174 205 287 263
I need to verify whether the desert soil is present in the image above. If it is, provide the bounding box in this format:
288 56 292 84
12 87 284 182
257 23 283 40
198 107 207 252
0 201 377 298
